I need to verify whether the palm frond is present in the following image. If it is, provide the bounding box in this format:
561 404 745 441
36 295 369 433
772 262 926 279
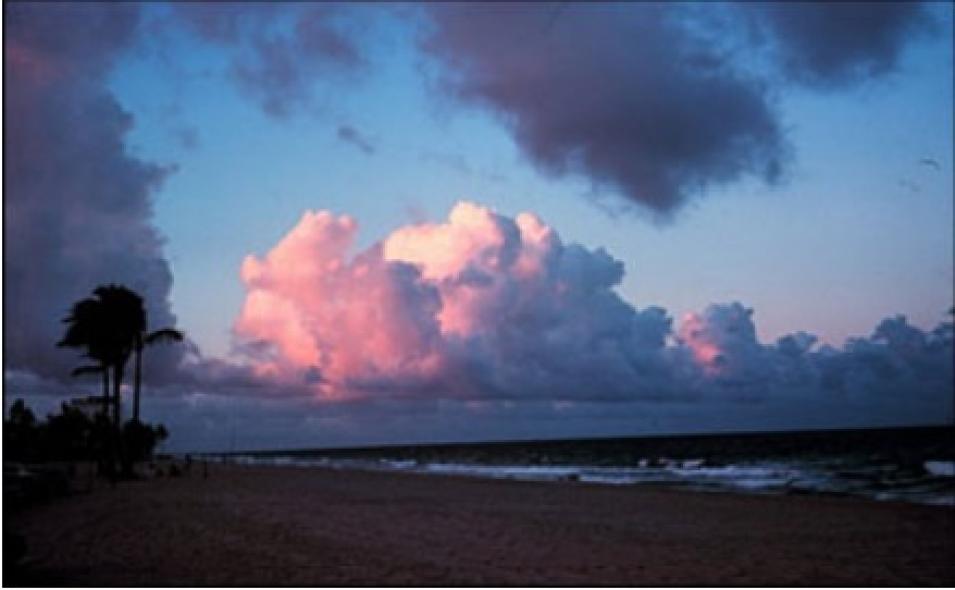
145 328 184 345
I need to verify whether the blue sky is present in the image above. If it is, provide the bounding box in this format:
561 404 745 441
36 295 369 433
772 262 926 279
108 3 953 360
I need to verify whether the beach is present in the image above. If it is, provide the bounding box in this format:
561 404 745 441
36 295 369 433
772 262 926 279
6 463 955 586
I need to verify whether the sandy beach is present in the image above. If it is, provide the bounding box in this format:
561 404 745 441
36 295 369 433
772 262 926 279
6 463 954 586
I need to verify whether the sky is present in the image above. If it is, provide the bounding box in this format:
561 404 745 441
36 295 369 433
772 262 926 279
4 2 953 451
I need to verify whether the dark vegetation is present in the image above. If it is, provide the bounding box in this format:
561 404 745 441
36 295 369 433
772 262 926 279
4 284 182 480
4 399 168 465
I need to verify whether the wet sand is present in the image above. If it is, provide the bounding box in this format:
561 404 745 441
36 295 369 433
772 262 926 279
6 463 954 586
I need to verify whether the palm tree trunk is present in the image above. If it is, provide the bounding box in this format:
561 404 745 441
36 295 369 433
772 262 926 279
101 366 110 418
112 363 124 432
113 362 127 477
100 366 112 478
133 341 142 424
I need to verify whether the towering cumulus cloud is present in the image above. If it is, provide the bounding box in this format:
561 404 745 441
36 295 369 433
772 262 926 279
5 3 181 380
235 202 674 400
235 202 953 416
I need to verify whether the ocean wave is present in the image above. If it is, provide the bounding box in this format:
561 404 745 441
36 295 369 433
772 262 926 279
924 460 955 478
223 453 955 506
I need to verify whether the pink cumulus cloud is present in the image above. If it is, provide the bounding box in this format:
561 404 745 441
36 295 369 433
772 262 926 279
236 210 445 395
677 304 763 377
234 201 674 400
232 201 952 416
382 202 558 336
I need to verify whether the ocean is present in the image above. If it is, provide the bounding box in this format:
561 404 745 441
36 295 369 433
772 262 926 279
219 426 955 506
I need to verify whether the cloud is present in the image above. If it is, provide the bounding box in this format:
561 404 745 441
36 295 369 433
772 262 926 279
171 3 364 117
420 3 934 214
159 2 934 213
141 3 935 214
817 314 954 403
677 303 773 396
4 2 183 381
677 303 953 416
421 4 785 215
233 201 953 417
337 124 375 155
234 202 676 401
738 2 934 87
6 198 950 449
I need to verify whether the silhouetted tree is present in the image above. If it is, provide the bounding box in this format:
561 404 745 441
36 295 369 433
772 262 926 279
94 285 146 431
8 399 36 427
59 285 143 477
59 298 113 417
122 420 170 462
58 285 183 477
58 285 145 430
5 399 169 471
5 400 39 462
44 403 93 461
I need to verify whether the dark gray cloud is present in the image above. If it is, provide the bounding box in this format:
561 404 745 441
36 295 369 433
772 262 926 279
420 2 935 214
738 2 934 87
162 2 935 213
815 314 954 406
678 304 953 415
336 124 375 155
172 3 364 117
422 3 785 215
4 2 182 381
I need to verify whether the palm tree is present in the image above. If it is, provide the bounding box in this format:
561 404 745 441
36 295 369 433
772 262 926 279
91 285 146 430
59 298 112 418
59 285 183 476
59 285 145 429
132 327 183 423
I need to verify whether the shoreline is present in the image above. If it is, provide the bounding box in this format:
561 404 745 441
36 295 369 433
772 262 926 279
7 463 955 585
221 455 955 507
